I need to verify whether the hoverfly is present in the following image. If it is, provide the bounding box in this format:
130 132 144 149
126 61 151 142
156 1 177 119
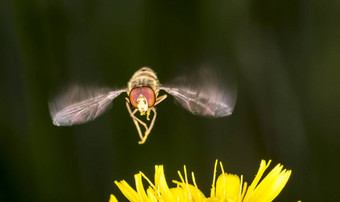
49 67 236 144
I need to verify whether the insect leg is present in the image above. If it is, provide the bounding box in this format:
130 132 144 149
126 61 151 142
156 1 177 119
125 98 149 130
125 100 150 143
154 94 167 106
137 94 165 144
139 107 157 144
125 101 146 140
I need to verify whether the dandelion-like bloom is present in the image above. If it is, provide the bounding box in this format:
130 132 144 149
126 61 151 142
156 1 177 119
110 160 291 202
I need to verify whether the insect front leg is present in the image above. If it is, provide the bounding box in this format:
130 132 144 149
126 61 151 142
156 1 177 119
154 94 167 106
125 99 149 144
137 95 164 144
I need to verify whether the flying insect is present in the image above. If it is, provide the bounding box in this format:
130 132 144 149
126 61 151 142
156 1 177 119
49 67 236 144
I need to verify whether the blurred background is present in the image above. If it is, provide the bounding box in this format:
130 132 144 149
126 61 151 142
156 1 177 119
1 0 339 201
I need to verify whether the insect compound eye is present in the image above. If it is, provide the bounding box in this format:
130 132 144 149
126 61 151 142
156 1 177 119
129 87 155 108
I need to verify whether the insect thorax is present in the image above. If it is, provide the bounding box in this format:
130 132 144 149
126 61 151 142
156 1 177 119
127 67 160 96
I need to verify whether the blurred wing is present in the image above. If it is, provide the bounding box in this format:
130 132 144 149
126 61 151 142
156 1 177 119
161 68 236 117
49 85 125 126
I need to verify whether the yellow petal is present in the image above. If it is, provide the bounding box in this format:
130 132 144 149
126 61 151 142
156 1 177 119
134 173 150 201
242 160 271 201
249 164 292 202
216 173 241 201
109 194 118 202
172 181 206 201
154 165 175 200
114 180 141 202
146 187 158 201
267 169 291 201
170 187 186 201
210 160 219 198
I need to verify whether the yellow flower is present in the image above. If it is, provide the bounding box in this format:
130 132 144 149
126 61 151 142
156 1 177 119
111 160 292 202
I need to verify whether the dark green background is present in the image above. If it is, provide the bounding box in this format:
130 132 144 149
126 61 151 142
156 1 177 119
1 0 339 201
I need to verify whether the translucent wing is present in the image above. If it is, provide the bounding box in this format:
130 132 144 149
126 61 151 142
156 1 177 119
49 85 125 126
161 68 237 117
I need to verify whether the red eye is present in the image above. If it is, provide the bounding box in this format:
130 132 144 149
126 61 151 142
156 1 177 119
129 87 155 108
